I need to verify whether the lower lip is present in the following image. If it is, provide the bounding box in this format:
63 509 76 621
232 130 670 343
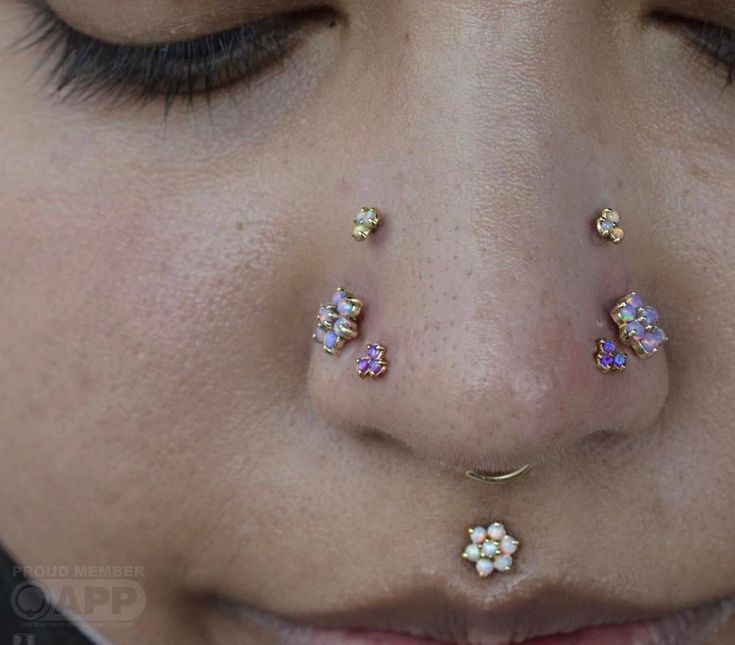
211 598 732 645
301 611 720 645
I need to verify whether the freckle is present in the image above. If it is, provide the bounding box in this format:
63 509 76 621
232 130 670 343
404 31 411 42
236 222 244 231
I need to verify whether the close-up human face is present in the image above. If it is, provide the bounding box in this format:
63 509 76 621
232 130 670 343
0 1 734 643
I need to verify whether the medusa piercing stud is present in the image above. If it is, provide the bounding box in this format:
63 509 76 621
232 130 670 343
352 207 381 242
596 208 624 244
462 522 520 578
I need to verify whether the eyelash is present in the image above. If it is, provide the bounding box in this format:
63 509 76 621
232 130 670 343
651 11 735 86
16 1 309 112
687 23 735 85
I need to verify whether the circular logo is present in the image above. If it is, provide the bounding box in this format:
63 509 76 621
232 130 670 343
11 580 51 621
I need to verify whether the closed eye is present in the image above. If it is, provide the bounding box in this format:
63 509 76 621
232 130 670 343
15 0 336 113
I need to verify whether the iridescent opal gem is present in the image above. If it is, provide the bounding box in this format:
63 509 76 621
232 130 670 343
624 321 646 341
331 290 348 306
318 304 337 327
628 293 644 309
640 306 659 326
337 299 355 317
324 331 340 350
616 304 638 323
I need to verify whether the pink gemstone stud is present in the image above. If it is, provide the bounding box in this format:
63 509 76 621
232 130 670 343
356 344 388 379
596 208 624 244
462 522 519 578
313 287 363 355
610 292 668 359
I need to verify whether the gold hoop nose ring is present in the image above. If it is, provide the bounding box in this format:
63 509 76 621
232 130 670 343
465 464 533 484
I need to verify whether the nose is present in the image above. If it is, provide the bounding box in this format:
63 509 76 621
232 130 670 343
307 1 669 471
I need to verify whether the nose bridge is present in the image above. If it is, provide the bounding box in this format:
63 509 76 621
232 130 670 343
307 1 669 470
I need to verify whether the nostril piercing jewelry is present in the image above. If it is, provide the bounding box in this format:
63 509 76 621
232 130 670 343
594 339 628 373
313 287 364 355
356 344 389 379
596 208 624 244
610 292 668 359
462 522 520 578
352 207 381 242
465 465 533 484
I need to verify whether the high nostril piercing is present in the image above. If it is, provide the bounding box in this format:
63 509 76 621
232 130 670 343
596 208 624 244
462 522 520 578
313 287 364 355
356 343 389 379
610 292 668 359
352 207 381 242
594 339 628 373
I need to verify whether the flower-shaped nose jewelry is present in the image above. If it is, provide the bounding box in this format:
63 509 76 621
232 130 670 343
313 288 363 355
356 344 389 379
462 522 519 578
610 292 667 359
594 339 627 373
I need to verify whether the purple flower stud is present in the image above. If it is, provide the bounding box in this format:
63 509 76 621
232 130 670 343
610 292 668 359
313 287 363 355
356 344 389 379
595 339 627 374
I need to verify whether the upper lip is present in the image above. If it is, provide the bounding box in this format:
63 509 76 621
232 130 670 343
215 574 734 644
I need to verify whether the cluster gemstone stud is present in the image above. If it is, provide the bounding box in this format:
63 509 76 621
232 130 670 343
596 208 624 244
594 339 627 373
356 344 389 379
352 207 381 242
462 522 519 578
610 292 667 359
313 288 363 355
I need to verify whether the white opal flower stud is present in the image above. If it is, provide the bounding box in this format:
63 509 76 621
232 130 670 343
462 522 519 577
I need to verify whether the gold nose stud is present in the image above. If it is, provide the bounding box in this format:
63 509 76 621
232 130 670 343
352 207 381 242
596 208 624 244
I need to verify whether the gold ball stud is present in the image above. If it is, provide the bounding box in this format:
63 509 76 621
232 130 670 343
352 207 381 242
596 208 624 244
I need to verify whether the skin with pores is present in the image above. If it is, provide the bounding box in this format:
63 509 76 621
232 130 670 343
0 0 734 643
